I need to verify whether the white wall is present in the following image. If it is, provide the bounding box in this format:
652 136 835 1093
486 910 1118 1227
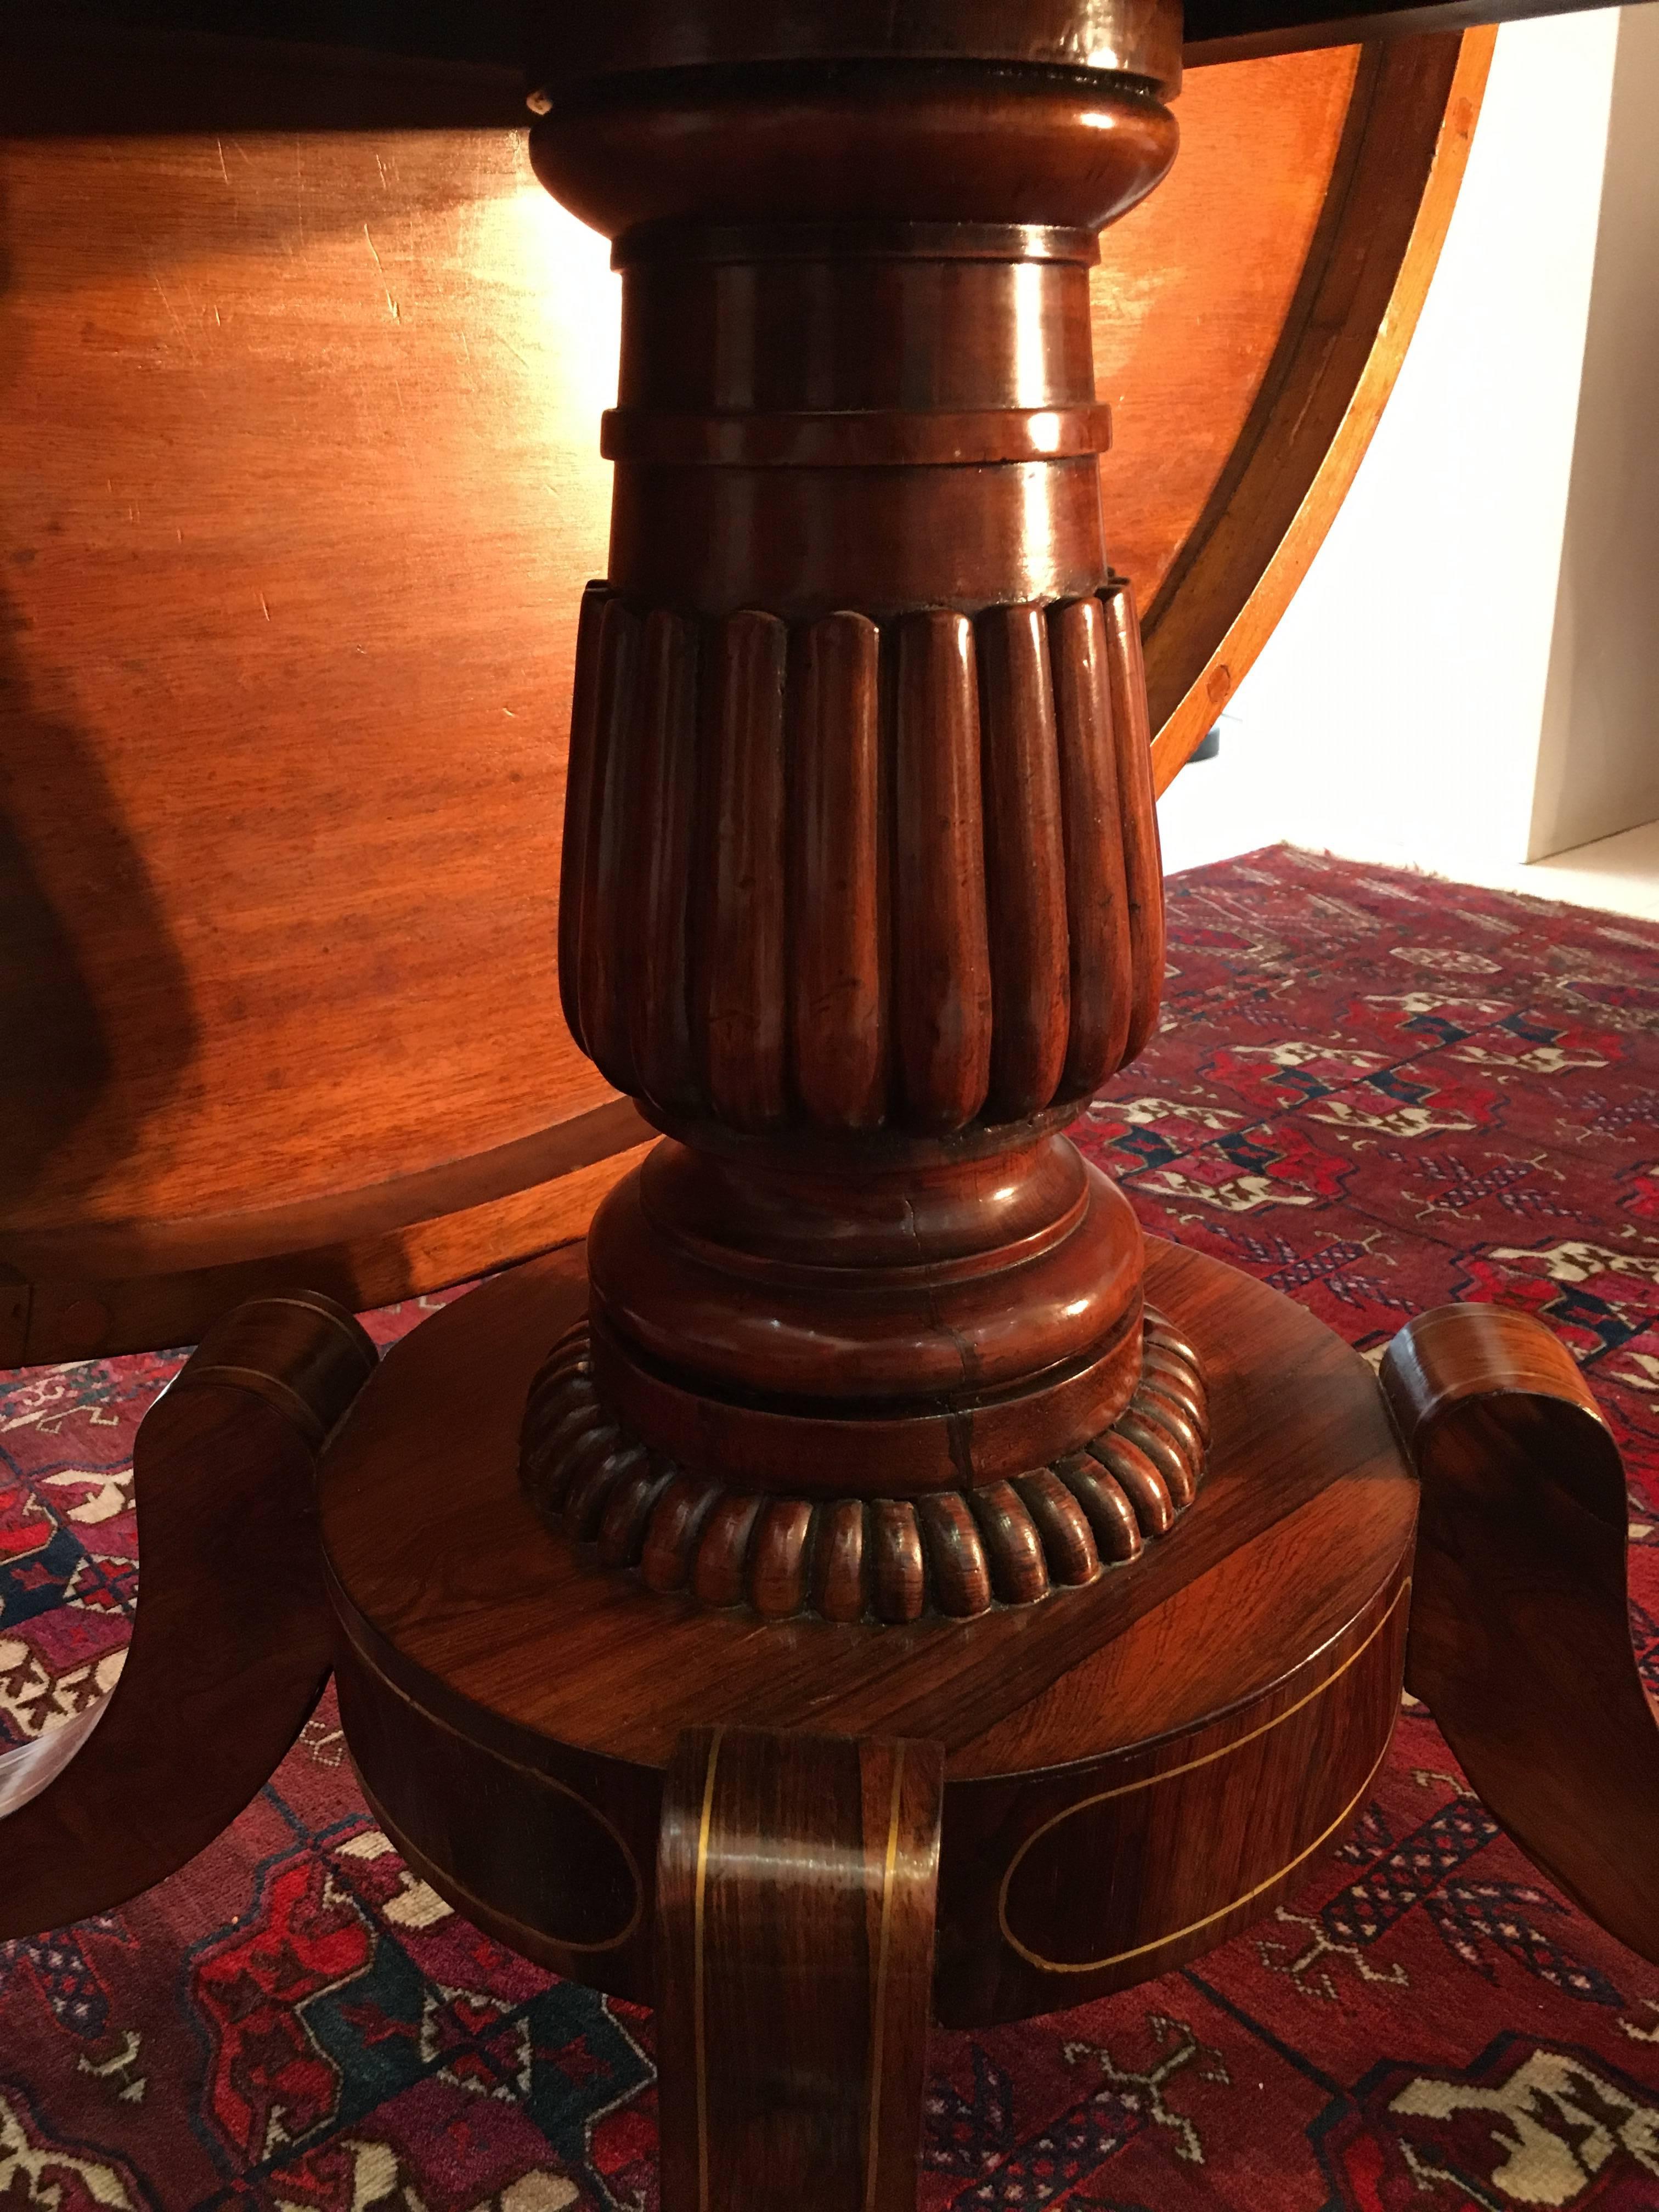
1161 10 1632 882
1529 3 1659 857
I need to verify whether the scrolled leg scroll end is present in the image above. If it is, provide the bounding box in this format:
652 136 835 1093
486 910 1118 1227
0 1290 377 1938
1383 1302 1659 1966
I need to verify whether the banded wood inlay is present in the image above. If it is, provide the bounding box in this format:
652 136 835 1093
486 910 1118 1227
558 579 1164 1139
518 1310 1207 1623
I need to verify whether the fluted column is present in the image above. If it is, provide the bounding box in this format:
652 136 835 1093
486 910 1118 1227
521 1 1203 1622
560 580 1164 1137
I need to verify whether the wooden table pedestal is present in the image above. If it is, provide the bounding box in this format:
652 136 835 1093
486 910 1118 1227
319 1236 1415 2210
5 14 1657 2208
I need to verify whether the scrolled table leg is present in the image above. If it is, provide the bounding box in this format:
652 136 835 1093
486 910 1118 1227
1383 1302 1659 1964
656 1727 945 2212
0 1289 375 1936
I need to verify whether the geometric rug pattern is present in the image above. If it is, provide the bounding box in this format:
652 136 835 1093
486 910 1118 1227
2 844 1656 2208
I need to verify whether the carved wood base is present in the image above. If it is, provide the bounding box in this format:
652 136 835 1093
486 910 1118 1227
519 1306 1208 1621
319 1237 1417 2032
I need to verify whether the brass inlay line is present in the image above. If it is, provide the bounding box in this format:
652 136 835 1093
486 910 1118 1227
693 1728 724 2212
864 1746 906 2212
342 1646 645 1951
1011 1737 1394 1975
998 1577 1410 1972
354 1771 642 1971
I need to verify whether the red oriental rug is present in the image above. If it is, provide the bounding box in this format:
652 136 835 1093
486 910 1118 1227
3 843 1657 2210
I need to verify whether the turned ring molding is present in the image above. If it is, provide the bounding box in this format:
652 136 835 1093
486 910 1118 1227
520 1310 1209 1623
600 403 1115 469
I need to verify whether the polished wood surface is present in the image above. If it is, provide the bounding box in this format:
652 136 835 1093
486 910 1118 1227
520 1303 1207 1620
321 1238 1417 2023
528 22 1195 1604
0 1289 374 1934
8 1130 654 1371
1384 1306 1659 1968
4 16 1646 2202
656 1729 944 2212
0 72 637 1363
2 24 1488 1359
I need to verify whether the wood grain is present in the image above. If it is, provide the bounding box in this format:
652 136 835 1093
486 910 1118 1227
1101 579 1165 1064
539 38 1175 1568
560 586 1164 1147
0 103 620 1288
791 613 888 1131
893 613 993 1133
1 1289 375 1936
978 604 1071 1121
1051 596 1134 1097
1384 1305 1659 1968
325 1239 1409 1774
0 1124 653 1367
704 612 789 1132
583 597 646 1096
1 24 1491 1353
629 609 702 1112
321 1237 1417 2023
581 1138 1144 1496
656 1729 944 2212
